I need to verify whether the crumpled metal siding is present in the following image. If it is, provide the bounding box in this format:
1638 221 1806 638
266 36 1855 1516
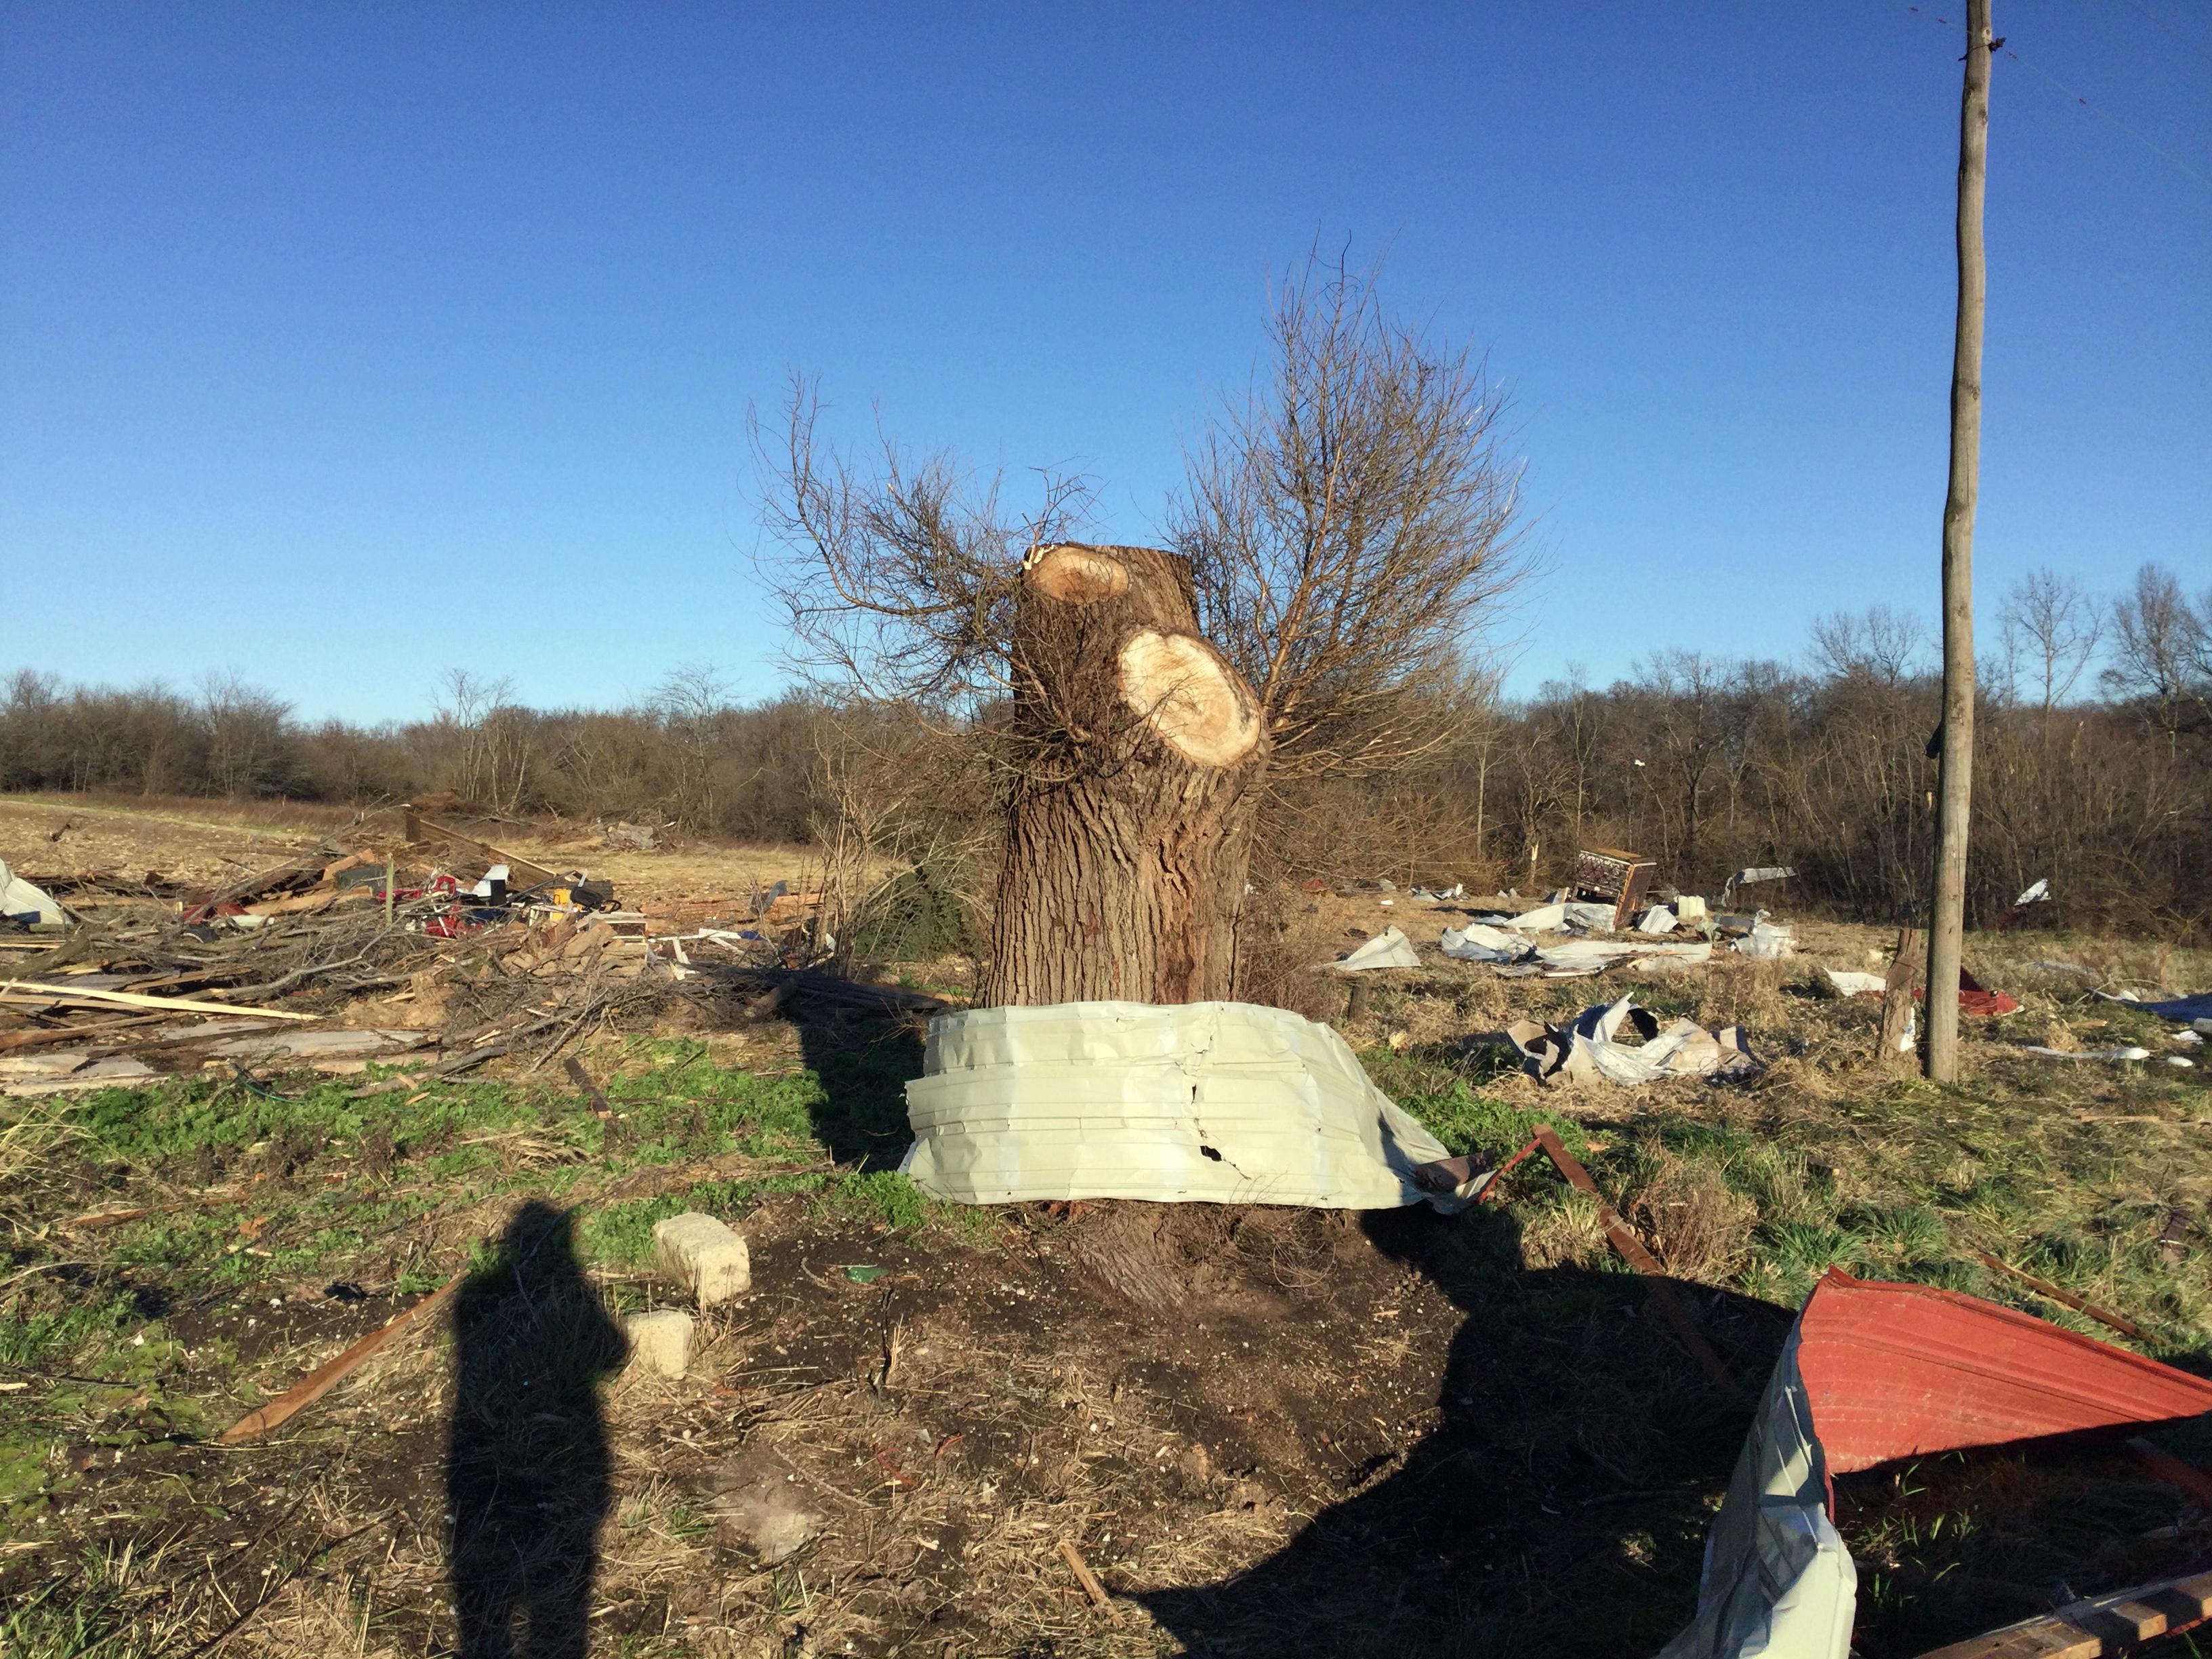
1657 1328 1857 1659
900 1000 1453 1210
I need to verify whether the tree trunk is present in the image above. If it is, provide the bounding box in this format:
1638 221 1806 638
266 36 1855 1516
980 543 1271 1007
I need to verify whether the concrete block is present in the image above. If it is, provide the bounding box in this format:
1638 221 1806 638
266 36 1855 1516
623 1309 693 1378
653 1211 751 1307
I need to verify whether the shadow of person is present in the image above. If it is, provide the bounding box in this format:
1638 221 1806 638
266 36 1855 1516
1137 1203 1793 1658
447 1202 628 1659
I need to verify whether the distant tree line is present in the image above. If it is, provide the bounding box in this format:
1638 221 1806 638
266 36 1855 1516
3 562 2205 938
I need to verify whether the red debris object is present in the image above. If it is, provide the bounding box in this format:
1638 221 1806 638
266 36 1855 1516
1795 1270 2212 1475
1911 967 2020 1017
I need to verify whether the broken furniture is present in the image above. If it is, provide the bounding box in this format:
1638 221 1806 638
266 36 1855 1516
1569 846 1657 931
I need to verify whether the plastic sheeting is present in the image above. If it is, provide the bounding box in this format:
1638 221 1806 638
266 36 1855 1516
901 1000 1457 1210
1656 1326 1856 1659
1438 922 1530 964
1328 926 1420 971
1507 996 1758 1086
0 861 69 927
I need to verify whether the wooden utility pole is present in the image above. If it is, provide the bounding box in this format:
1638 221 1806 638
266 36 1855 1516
1926 0 1993 1083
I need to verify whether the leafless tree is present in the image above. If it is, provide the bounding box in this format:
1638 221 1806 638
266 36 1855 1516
1169 258 1530 779
1809 605 1929 687
1998 567 2101 722
754 257 1532 1002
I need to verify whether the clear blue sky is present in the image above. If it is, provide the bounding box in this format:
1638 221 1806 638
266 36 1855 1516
4 1 2206 723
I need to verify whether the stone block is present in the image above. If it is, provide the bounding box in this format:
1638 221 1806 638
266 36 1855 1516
623 1309 693 1378
653 1212 751 1307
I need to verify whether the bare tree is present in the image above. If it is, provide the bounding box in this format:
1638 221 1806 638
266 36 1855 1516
758 255 1531 1005
2104 562 2210 739
1998 567 2101 724
1170 258 1529 779
198 670 292 798
651 664 737 831
1809 605 1930 687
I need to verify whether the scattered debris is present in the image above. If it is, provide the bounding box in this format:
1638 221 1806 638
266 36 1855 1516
1528 1126 1736 1391
1326 926 1420 970
1715 865 1795 907
1660 1269 2212 1659
218 1269 466 1443
0 859 73 928
1731 921 1793 960
1914 1565 2212 1658
2132 991 2212 1025
706 1447 823 1564
1504 997 1759 1087
1057 1538 1118 1620
1437 922 1530 964
2023 1044 2152 1063
1987 875 2054 932
1822 966 1889 998
1568 846 1656 930
1971 1250 2148 1340
901 1000 1463 1210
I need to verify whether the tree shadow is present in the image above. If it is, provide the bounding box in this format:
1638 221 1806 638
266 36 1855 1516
1137 1204 1795 1658
787 1004 926 1170
446 1203 628 1659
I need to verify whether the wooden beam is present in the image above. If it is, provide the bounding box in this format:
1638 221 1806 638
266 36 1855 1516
1531 1126 1736 1391
1925 0 1994 1084
1914 1570 2212 1657
405 813 560 888
0 983 321 1022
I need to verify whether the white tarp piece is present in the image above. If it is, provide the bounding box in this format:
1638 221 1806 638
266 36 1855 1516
1717 866 1796 907
1500 902 1568 932
1327 926 1420 971
1438 922 1531 964
1820 967 1887 998
1657 1326 1856 1659
1507 995 1759 1086
0 860 70 927
1498 901 1618 934
1637 905 1678 934
2013 876 2051 907
901 1000 1459 1210
1535 938 1710 975
1734 923 1794 960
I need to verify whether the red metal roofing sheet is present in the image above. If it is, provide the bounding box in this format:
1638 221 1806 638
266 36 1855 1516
1797 1269 2212 1474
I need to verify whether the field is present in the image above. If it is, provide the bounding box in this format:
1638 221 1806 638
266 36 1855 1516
3 797 2209 1658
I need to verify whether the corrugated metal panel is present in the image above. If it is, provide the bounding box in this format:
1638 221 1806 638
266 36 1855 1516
901 1000 1452 1209
1797 1269 2212 1473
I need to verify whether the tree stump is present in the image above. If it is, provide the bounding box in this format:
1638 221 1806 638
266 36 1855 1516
980 544 1270 1008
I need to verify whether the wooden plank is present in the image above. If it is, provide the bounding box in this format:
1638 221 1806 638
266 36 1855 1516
0 1013 171 1050
1532 1126 1736 1391
218 1271 465 1443
2127 1436 2212 1508
1879 924 1920 1069
405 813 560 888
1914 1570 2212 1658
0 983 321 1022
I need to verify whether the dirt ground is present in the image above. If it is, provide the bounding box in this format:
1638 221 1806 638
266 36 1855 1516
4 798 2210 1658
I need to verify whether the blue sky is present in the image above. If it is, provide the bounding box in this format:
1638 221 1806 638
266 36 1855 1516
3 1 2205 723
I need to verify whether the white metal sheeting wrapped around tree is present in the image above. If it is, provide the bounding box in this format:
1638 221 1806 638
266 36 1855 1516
900 1000 1454 1210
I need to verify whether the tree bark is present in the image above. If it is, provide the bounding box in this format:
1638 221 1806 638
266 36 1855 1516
1927 0 1991 1083
980 543 1270 1007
